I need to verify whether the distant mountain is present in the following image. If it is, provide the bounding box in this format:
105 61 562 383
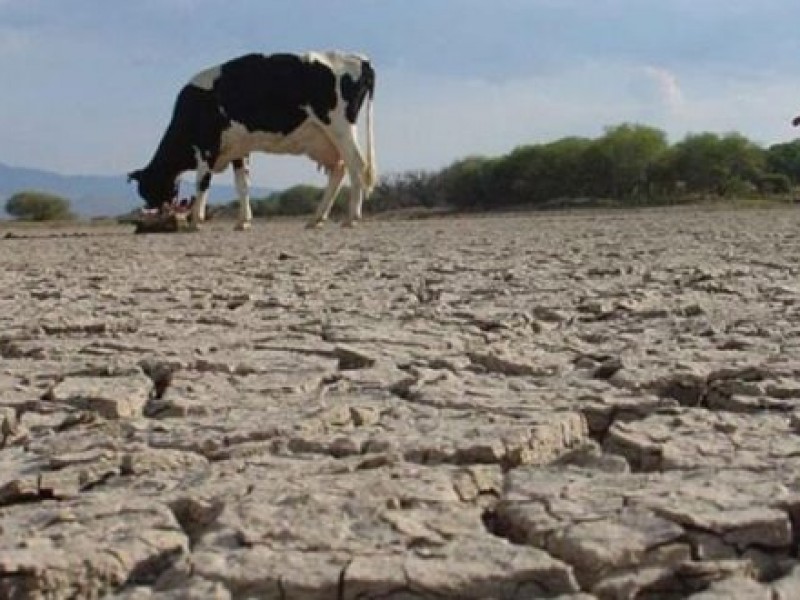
0 161 272 218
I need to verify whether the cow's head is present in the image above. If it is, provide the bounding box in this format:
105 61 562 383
128 168 179 209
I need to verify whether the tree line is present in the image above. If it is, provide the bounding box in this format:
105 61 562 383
247 123 800 217
6 123 800 221
366 124 800 213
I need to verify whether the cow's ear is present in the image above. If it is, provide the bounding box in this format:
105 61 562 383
127 170 141 183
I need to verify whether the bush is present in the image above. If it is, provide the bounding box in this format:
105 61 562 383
276 185 326 215
366 171 441 213
758 172 792 194
5 191 74 221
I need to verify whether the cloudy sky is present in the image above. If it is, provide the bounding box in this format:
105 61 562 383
1 0 799 189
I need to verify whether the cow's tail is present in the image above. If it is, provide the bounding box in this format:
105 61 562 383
363 64 377 196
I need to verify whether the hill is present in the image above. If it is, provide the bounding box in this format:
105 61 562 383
0 161 271 218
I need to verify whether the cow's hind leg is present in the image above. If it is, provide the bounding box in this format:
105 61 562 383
305 163 346 229
191 166 212 225
233 157 252 231
329 125 369 227
344 161 366 227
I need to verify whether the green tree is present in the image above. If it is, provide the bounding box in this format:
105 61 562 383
436 156 498 209
490 144 545 205
490 137 594 206
766 139 800 185
719 133 765 193
540 137 595 200
249 193 281 217
669 132 764 196
367 171 440 213
5 191 74 221
274 184 325 215
588 124 669 199
757 172 791 195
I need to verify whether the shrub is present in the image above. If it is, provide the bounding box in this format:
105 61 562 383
5 191 74 221
757 172 792 195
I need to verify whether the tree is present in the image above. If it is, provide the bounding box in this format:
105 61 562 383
5 191 74 221
489 138 595 206
367 171 440 213
757 172 792 195
436 156 498 209
490 144 545 205
718 133 765 192
250 193 281 217
273 185 326 216
588 124 669 199
669 132 764 196
766 139 800 185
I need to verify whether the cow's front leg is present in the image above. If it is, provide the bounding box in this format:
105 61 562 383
306 163 345 229
191 167 212 226
233 157 252 231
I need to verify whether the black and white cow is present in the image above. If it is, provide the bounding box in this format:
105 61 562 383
128 51 376 229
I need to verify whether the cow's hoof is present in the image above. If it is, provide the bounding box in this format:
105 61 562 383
305 219 324 229
341 220 357 228
234 221 252 231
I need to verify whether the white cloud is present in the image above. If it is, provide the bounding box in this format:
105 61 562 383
643 66 685 112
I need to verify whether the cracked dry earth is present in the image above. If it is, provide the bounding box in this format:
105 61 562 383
2 208 800 599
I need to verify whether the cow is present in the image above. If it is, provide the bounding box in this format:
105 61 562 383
128 51 376 229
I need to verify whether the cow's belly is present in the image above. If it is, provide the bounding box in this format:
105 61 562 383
216 120 341 172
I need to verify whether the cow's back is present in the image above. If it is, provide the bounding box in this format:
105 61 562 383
190 53 339 137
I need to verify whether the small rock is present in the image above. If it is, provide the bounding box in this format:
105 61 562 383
334 345 377 370
350 406 380 427
593 358 623 379
45 375 152 419
532 305 567 322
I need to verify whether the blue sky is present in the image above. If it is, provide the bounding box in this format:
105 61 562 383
1 0 799 189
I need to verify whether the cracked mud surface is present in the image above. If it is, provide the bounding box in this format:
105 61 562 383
2 207 800 599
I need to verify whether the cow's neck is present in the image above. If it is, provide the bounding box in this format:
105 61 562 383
143 123 197 183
